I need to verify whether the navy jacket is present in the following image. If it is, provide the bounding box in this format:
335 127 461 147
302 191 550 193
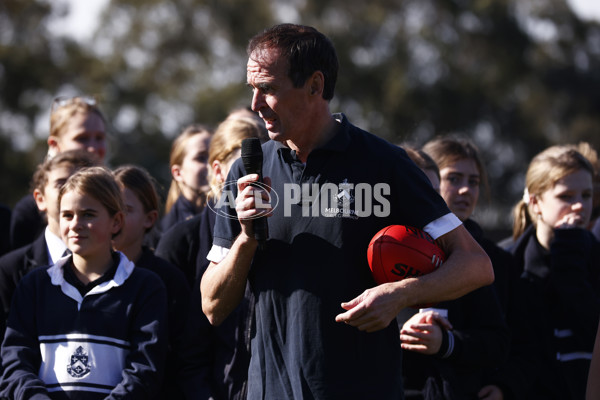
156 200 216 288
463 219 517 317
0 204 11 257
501 226 600 399
160 195 199 236
9 195 44 251
0 233 50 334
136 247 191 399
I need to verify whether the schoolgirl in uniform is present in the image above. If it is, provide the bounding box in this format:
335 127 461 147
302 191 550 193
10 96 107 251
112 165 190 398
504 145 600 399
422 136 516 314
0 150 97 343
399 137 511 399
0 166 168 399
160 124 213 233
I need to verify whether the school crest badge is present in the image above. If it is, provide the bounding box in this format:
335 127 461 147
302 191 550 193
323 179 359 219
67 346 91 378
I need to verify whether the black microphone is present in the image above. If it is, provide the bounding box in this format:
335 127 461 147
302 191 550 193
241 138 269 248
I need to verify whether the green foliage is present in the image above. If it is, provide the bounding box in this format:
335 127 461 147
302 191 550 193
1 0 600 231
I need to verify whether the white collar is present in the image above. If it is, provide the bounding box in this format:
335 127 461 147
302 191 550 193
44 226 68 265
47 252 135 309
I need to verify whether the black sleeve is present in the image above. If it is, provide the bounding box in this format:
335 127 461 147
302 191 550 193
9 196 43 251
107 272 169 399
481 238 518 318
0 272 51 399
0 204 11 257
155 217 201 288
486 268 544 399
549 228 600 347
153 255 193 398
0 251 21 325
177 274 216 400
437 285 510 369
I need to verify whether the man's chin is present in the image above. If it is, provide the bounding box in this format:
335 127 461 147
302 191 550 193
268 131 285 142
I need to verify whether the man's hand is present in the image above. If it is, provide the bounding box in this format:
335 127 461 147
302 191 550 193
235 174 272 237
335 283 405 332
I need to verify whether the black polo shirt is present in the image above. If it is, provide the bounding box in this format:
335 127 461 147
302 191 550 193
211 114 456 400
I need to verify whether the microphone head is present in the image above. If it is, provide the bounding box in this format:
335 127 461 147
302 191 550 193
240 137 269 247
241 137 263 174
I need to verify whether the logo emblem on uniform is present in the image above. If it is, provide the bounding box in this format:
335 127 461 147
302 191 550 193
67 346 91 378
332 179 358 219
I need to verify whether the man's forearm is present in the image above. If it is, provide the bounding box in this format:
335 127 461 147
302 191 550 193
200 233 258 326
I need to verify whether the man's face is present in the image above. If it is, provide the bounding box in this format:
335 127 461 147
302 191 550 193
247 47 312 144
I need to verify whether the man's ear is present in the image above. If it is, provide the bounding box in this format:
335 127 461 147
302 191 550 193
308 71 324 96
33 189 47 213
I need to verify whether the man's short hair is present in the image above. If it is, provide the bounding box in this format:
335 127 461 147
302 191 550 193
247 23 338 101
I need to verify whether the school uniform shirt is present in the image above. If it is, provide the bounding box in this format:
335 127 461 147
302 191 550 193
44 228 69 267
9 194 44 251
209 114 460 400
156 197 218 287
503 226 600 399
401 284 510 399
156 213 203 288
160 195 199 235
0 231 51 325
0 252 168 399
0 232 49 376
463 219 517 317
135 246 190 399
0 204 11 257
0 227 69 364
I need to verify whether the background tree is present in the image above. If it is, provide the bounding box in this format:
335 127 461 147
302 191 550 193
1 0 599 235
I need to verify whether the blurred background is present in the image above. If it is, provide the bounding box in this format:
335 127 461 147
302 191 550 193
2 0 600 239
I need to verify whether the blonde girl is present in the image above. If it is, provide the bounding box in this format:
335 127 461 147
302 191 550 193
161 124 213 232
512 145 594 245
11 96 108 251
506 145 599 399
206 116 268 202
48 96 107 162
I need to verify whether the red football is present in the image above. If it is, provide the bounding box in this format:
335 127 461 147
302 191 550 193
367 225 446 285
